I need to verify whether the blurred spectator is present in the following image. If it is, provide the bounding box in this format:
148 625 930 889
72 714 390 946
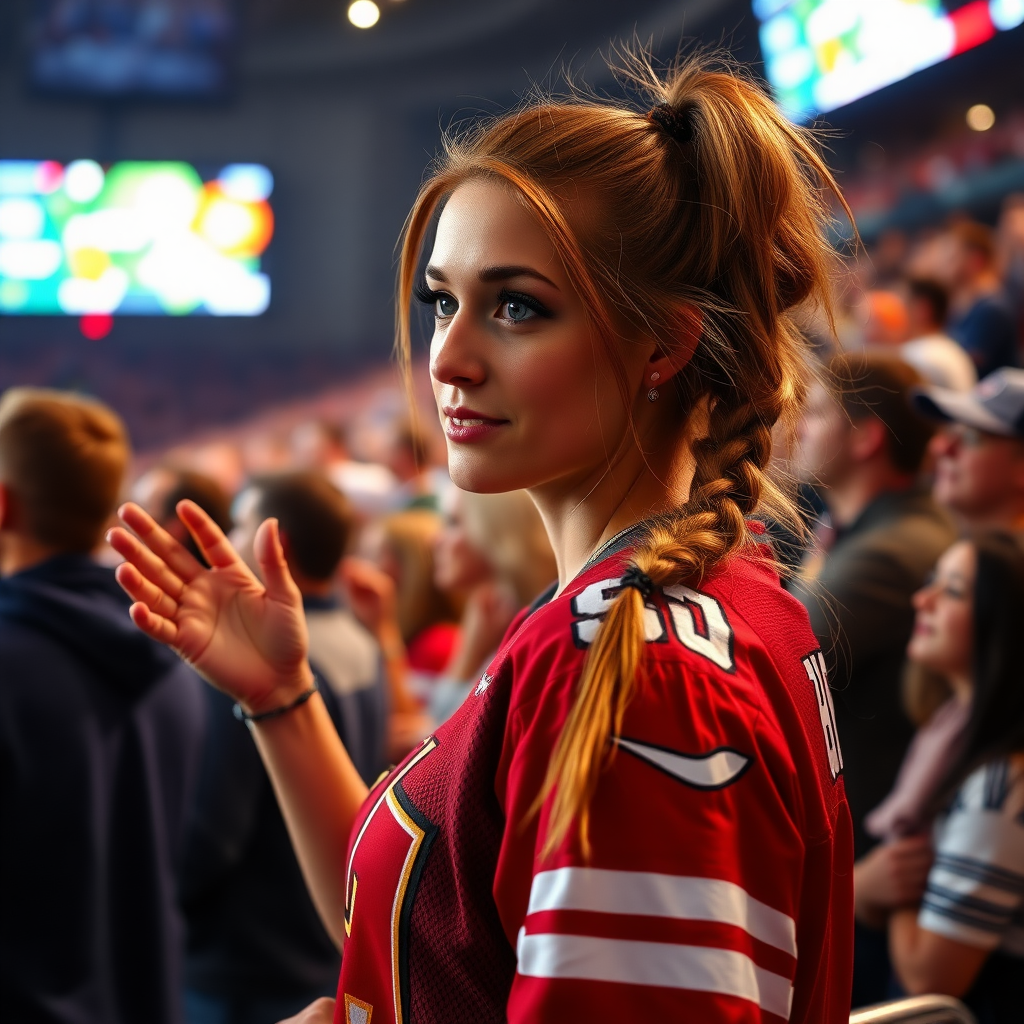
384 417 446 512
291 418 397 518
996 193 1024 328
913 368 1024 531
901 278 977 391
791 354 956 1006
0 388 205 1024
359 508 461 695
861 289 910 347
182 470 385 1024
791 353 955 858
131 464 234 565
876 533 1024 1022
233 471 387 783
945 221 1018 378
429 489 558 723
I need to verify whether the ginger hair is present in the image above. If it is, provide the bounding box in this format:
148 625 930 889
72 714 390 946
0 387 129 553
395 53 848 857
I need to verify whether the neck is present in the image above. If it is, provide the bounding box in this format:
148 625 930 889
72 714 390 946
948 673 973 706
292 573 334 599
955 499 1024 532
0 532 65 578
953 272 1000 311
529 429 696 593
824 464 915 529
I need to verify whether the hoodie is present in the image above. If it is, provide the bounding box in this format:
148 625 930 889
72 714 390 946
0 554 206 1024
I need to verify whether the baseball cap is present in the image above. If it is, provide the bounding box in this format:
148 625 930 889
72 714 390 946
912 367 1024 439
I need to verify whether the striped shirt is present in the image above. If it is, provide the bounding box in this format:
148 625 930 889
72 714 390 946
919 756 1024 957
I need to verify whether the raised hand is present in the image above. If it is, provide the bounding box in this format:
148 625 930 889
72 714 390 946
108 500 312 713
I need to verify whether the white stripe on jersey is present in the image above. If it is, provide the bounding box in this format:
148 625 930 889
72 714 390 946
516 932 794 1019
526 867 797 957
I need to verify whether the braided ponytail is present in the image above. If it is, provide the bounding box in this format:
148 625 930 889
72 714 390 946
396 51 849 859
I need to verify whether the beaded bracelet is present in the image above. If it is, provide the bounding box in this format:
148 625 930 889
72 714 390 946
232 677 319 725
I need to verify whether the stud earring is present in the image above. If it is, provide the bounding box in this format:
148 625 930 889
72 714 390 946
647 388 660 402
650 371 661 382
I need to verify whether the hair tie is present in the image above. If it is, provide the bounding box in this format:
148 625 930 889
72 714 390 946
647 102 695 144
620 565 655 601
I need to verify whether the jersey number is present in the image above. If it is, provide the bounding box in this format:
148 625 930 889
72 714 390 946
571 576 735 672
802 650 843 781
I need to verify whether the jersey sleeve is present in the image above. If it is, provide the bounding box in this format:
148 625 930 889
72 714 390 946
918 761 1024 950
492 643 809 1024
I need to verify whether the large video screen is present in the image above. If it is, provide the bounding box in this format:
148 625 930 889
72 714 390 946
756 0 1024 120
0 160 273 317
29 0 235 98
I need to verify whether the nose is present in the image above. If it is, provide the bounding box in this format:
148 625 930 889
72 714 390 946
929 429 958 459
429 313 487 390
912 580 935 611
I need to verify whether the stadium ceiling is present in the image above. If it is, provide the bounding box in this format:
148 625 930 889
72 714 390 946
238 0 744 95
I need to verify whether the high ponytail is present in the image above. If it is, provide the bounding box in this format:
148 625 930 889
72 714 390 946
396 51 849 859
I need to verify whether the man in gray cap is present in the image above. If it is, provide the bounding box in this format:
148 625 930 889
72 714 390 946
913 367 1024 531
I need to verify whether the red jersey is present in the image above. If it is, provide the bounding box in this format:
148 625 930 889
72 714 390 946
335 529 853 1024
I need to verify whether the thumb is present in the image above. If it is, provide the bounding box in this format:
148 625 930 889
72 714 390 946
254 518 300 604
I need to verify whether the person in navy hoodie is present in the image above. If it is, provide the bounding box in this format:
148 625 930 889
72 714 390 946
0 388 205 1024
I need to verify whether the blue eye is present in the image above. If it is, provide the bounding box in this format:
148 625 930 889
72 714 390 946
437 295 458 317
503 298 535 322
497 288 552 323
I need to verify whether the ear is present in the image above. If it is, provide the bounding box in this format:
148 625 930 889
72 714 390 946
645 306 702 388
849 416 888 463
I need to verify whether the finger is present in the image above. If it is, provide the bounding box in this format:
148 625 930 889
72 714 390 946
176 500 248 573
108 527 187 603
115 562 180 620
118 502 204 583
253 518 300 604
128 601 179 646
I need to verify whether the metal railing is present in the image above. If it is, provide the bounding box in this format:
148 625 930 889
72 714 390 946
850 995 978 1024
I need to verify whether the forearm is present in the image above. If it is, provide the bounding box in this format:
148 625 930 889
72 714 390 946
251 688 369 948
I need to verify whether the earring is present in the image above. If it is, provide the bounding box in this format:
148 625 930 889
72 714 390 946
648 388 660 402
650 371 661 382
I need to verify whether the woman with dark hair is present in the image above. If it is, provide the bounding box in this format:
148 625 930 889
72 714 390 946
108 53 855 1024
859 532 1024 1022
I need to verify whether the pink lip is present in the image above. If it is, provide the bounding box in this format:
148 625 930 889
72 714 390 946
443 406 508 444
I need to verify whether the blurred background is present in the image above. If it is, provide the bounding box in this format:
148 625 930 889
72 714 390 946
0 0 1022 458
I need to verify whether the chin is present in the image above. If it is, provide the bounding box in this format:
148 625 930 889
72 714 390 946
446 449 534 494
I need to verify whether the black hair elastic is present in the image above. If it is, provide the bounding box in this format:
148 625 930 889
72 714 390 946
233 675 319 726
620 565 655 602
647 102 696 144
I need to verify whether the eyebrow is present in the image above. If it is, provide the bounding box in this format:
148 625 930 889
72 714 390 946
424 264 559 289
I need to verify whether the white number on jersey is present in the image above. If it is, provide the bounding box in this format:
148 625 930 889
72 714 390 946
802 650 843 781
571 577 735 673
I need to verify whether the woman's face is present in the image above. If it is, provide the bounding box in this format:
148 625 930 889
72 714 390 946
907 541 976 682
424 178 650 496
433 494 492 594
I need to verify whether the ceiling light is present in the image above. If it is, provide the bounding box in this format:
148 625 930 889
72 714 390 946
966 104 995 131
348 1 380 28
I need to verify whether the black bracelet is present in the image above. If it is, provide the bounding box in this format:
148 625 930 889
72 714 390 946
232 677 319 724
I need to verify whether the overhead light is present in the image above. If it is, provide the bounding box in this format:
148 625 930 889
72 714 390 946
966 103 995 131
348 0 380 28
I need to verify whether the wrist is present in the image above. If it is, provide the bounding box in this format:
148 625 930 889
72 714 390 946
237 664 317 718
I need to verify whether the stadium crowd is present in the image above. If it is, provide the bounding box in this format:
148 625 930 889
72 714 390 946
2 198 1024 1024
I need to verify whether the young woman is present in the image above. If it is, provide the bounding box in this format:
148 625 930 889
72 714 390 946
858 533 1024 1023
109 56 854 1024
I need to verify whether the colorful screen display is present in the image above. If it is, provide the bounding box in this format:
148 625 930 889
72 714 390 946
0 160 273 316
755 0 1024 120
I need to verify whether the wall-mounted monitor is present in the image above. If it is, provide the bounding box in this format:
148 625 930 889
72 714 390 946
29 0 235 98
0 160 273 317
755 0 1024 120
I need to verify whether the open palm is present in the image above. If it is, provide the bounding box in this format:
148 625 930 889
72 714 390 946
108 500 312 711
